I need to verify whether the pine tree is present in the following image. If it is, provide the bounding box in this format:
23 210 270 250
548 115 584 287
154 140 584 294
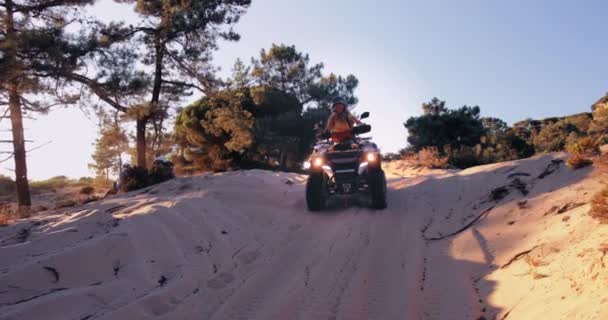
89 113 128 179
69 0 251 169
0 0 93 207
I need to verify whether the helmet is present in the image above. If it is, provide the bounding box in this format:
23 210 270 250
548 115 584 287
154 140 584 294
332 101 348 111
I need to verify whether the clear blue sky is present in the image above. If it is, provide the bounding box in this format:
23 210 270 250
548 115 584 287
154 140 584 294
2 0 607 180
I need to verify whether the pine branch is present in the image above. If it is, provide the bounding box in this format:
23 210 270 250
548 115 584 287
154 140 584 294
161 79 205 92
12 0 92 14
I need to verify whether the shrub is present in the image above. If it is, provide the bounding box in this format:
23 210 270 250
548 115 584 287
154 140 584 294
119 166 151 192
566 155 593 169
565 136 600 170
418 147 449 169
118 162 175 193
533 121 581 153
445 146 482 169
0 175 15 198
79 186 95 195
400 150 418 162
590 186 608 224
149 161 175 184
566 136 600 157
31 176 71 192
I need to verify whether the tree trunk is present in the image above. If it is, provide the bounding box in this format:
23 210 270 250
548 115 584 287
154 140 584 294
9 88 32 207
117 154 123 176
5 0 31 207
136 117 147 169
136 36 164 170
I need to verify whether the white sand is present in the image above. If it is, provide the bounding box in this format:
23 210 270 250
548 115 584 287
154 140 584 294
1 153 607 319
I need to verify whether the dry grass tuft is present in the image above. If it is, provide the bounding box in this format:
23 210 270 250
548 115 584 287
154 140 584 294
590 185 608 224
565 136 601 170
417 147 449 169
566 155 594 169
589 152 608 224
0 211 10 226
0 204 43 226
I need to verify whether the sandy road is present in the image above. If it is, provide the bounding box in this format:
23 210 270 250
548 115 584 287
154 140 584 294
171 173 478 320
7 156 599 320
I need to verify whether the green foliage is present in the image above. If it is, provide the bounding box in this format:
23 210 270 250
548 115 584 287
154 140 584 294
119 166 151 192
119 162 174 192
90 120 129 179
533 120 582 152
404 98 485 152
512 113 592 154
65 0 252 169
404 98 536 169
174 89 255 171
149 160 175 185
251 43 359 109
251 44 324 103
175 44 359 172
0 0 94 206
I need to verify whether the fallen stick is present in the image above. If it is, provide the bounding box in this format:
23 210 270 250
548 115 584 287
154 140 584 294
500 246 539 269
424 206 494 241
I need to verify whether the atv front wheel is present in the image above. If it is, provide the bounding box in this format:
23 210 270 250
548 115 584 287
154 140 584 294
369 169 387 209
306 172 326 211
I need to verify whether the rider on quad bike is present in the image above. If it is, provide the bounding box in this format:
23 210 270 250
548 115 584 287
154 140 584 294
304 103 388 211
325 102 362 144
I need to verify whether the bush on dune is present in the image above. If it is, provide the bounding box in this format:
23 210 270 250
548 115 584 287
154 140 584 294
120 161 175 192
590 186 608 224
565 136 601 169
30 176 71 193
417 147 449 169
566 156 593 169
80 186 95 195
0 175 16 198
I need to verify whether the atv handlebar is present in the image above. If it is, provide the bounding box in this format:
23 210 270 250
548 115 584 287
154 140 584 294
318 124 372 140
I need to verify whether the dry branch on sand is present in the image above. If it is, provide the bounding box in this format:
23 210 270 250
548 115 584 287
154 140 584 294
424 206 494 241
500 246 539 269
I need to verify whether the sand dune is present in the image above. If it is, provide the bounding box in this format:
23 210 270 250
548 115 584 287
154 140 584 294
1 153 607 319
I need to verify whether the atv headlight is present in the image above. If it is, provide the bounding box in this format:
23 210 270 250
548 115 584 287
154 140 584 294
303 161 311 170
312 157 324 167
366 152 378 162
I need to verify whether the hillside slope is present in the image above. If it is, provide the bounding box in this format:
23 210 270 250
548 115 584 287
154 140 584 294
1 153 607 320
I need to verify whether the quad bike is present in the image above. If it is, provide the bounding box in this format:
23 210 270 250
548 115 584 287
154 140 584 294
304 112 388 211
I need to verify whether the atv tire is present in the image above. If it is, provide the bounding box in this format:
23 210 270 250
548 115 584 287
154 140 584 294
369 169 387 209
306 172 325 211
